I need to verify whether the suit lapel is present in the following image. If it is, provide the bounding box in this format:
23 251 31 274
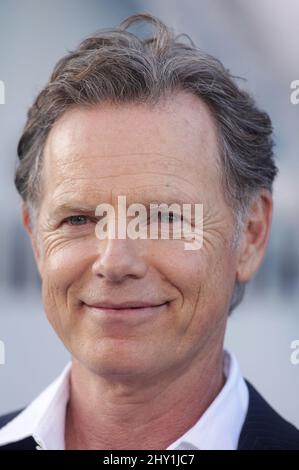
0 436 37 450
238 380 299 450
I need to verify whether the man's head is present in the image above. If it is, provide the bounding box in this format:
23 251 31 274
16 14 276 379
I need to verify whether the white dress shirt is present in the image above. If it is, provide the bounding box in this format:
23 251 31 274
0 350 249 450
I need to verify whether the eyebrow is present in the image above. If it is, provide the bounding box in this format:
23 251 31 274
147 199 195 207
49 203 99 218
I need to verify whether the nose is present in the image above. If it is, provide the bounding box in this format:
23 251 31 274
91 238 148 283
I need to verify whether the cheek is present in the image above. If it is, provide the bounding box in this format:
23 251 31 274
152 241 203 309
193 247 237 325
162 241 236 319
40 240 94 318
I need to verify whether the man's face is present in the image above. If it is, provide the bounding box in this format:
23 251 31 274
30 92 239 379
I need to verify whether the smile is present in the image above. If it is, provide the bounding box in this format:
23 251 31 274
83 302 169 320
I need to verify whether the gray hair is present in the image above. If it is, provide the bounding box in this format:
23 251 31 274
15 13 278 312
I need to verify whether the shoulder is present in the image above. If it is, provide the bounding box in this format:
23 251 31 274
238 381 299 450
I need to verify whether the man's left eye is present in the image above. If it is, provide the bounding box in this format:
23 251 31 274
65 215 90 226
160 212 181 224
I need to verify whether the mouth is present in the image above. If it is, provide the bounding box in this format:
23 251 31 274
82 301 169 319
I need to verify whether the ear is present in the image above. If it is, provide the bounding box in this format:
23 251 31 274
21 203 43 275
236 190 273 283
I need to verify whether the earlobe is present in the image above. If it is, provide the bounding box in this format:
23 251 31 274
236 191 273 284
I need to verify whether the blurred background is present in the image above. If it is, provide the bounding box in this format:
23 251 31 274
0 0 298 426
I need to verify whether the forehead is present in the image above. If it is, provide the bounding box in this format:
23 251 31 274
42 92 222 207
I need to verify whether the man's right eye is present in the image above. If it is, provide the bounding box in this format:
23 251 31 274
64 215 89 226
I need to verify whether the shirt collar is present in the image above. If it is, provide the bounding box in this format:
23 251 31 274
0 362 71 449
0 350 248 450
167 350 249 450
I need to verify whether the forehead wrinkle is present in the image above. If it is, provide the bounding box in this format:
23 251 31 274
44 148 192 166
46 163 195 185
47 180 202 217
111 184 202 206
43 136 221 202
45 119 221 179
48 154 197 176
46 187 111 210
48 152 188 164
46 95 220 165
44 166 207 209
47 171 202 195
45 149 206 177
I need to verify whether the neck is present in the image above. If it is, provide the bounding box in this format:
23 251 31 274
65 346 225 450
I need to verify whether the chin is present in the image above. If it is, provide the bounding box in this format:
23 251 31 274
83 358 151 380
73 338 154 379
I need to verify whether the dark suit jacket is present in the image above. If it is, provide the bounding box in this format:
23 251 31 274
0 381 298 450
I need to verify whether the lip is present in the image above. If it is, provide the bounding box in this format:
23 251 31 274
83 301 168 320
85 301 166 309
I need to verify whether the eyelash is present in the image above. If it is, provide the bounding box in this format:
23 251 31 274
63 215 94 226
149 212 183 223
